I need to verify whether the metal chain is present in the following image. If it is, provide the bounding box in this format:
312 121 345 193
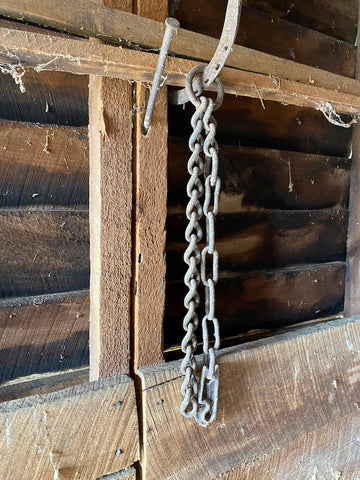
181 65 223 427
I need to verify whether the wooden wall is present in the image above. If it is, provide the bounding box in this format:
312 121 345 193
164 0 356 350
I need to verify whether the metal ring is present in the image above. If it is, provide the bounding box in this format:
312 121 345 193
184 65 224 111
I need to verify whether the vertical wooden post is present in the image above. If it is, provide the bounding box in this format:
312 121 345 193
133 1 168 370
89 0 133 379
345 2 360 316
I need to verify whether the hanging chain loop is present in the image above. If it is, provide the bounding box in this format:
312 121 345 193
181 65 223 427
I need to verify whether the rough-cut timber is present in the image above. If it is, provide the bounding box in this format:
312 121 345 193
165 262 346 346
89 0 133 380
0 292 89 382
0 121 88 207
2 27 360 115
168 141 351 211
0 374 139 480
132 0 167 370
138 316 360 480
0 210 89 298
174 1 356 77
167 210 348 277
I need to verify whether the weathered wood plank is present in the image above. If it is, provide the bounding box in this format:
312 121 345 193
132 0 167 370
2 28 360 116
221 411 360 479
243 0 358 44
0 292 89 383
0 374 139 480
0 367 89 402
173 2 356 77
89 0 133 380
167 210 348 278
169 96 353 158
139 316 360 480
0 121 88 207
168 141 351 211
0 211 89 298
165 262 346 347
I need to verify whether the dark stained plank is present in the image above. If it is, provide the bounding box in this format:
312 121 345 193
0 69 88 125
0 210 89 298
168 141 351 210
164 262 346 347
169 96 353 157
243 0 358 44
173 2 356 77
167 209 348 278
0 121 88 208
0 292 89 383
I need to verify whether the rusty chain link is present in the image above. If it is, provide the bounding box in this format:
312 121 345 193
181 65 223 427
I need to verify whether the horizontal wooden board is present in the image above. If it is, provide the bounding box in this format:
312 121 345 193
0 121 88 207
0 210 89 298
222 411 360 479
164 262 346 347
139 316 360 479
169 96 353 158
173 2 356 77
168 141 351 210
0 292 89 383
0 367 89 402
167 210 348 278
243 0 358 44
0 68 88 125
0 374 139 480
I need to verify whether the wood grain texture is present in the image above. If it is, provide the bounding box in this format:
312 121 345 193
169 96 353 158
89 0 133 380
168 141 351 211
0 292 89 382
167 210 348 278
2 27 360 116
132 0 167 370
173 1 356 77
0 121 88 208
0 210 89 298
221 412 360 479
0 374 139 480
138 316 360 480
165 263 346 347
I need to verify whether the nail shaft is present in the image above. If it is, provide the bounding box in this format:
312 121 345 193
143 17 180 132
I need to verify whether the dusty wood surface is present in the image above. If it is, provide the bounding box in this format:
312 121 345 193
1 28 360 116
97 466 136 479
167 210 348 278
0 374 139 480
170 96 353 158
132 0 167 370
89 0 133 380
0 367 89 402
344 9 360 317
0 121 88 207
168 141 350 211
0 210 89 298
0 292 89 383
165 263 346 347
174 1 356 78
138 316 360 480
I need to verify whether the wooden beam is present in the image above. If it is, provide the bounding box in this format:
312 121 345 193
131 0 167 371
1 27 360 115
89 0 133 379
138 316 360 479
0 374 139 479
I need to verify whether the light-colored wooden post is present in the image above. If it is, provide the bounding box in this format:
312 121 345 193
132 1 168 370
344 2 360 316
89 0 133 379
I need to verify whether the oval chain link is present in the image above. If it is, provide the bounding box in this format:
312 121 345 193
181 66 223 426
